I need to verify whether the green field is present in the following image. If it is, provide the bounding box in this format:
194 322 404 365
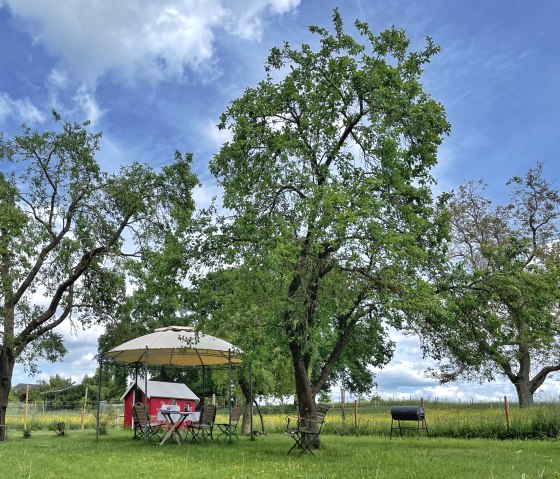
0 429 559 479
7 400 560 440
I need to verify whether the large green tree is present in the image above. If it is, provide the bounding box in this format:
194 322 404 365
0 114 198 439
418 163 560 406
205 10 450 422
191 265 297 433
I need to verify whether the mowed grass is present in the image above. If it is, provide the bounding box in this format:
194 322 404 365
0 430 559 479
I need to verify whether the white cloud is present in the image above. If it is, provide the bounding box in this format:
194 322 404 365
0 92 46 125
0 68 104 128
367 328 560 403
72 84 105 126
3 0 301 86
44 71 106 126
46 68 67 90
221 0 300 40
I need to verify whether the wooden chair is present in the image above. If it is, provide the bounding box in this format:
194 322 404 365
188 404 217 442
132 402 163 441
216 405 243 440
285 404 330 456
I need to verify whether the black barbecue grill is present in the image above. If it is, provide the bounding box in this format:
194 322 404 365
390 406 428 438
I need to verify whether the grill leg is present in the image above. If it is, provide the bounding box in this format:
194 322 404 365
423 418 429 435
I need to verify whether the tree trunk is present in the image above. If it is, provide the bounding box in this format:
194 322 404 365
514 380 535 406
0 347 15 441
291 347 318 447
293 356 316 418
238 376 251 435
513 347 535 407
241 402 251 435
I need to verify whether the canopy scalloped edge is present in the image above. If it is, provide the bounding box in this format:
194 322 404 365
103 326 243 367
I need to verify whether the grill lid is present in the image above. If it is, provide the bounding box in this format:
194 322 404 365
390 406 425 420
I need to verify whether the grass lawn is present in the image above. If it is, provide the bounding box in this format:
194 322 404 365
0 430 558 479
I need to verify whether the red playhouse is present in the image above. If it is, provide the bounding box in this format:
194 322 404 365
121 380 199 429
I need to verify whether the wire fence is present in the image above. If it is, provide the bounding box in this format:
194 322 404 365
6 397 560 439
258 399 560 439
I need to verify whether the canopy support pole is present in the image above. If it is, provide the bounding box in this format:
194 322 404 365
96 357 103 442
249 362 254 441
201 365 206 407
144 346 148 444
228 349 233 443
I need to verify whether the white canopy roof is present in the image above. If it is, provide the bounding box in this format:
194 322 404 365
104 326 242 367
120 380 199 401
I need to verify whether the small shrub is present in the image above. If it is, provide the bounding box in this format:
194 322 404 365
93 406 118 435
55 421 66 436
22 428 31 438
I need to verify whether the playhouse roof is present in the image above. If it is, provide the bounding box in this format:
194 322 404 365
121 380 199 401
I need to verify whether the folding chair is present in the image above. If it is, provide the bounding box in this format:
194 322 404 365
216 405 242 440
285 404 330 456
132 402 163 441
188 404 217 442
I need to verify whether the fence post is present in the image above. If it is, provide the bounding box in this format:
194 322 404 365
81 387 88 430
504 396 509 432
24 386 29 430
341 388 346 427
354 399 358 431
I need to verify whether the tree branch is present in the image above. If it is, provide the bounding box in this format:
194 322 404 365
15 213 132 345
14 291 73 356
530 363 560 391
312 289 371 394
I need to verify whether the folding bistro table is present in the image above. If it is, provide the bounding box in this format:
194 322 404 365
159 410 199 445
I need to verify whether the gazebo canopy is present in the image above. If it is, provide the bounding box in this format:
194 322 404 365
104 326 243 367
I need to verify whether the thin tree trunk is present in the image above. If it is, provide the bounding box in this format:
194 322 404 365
253 400 265 435
0 348 15 441
239 376 251 435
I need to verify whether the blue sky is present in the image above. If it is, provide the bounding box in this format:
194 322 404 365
2 0 560 402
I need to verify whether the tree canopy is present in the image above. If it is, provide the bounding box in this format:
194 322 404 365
201 9 450 418
418 162 560 405
0 113 198 439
